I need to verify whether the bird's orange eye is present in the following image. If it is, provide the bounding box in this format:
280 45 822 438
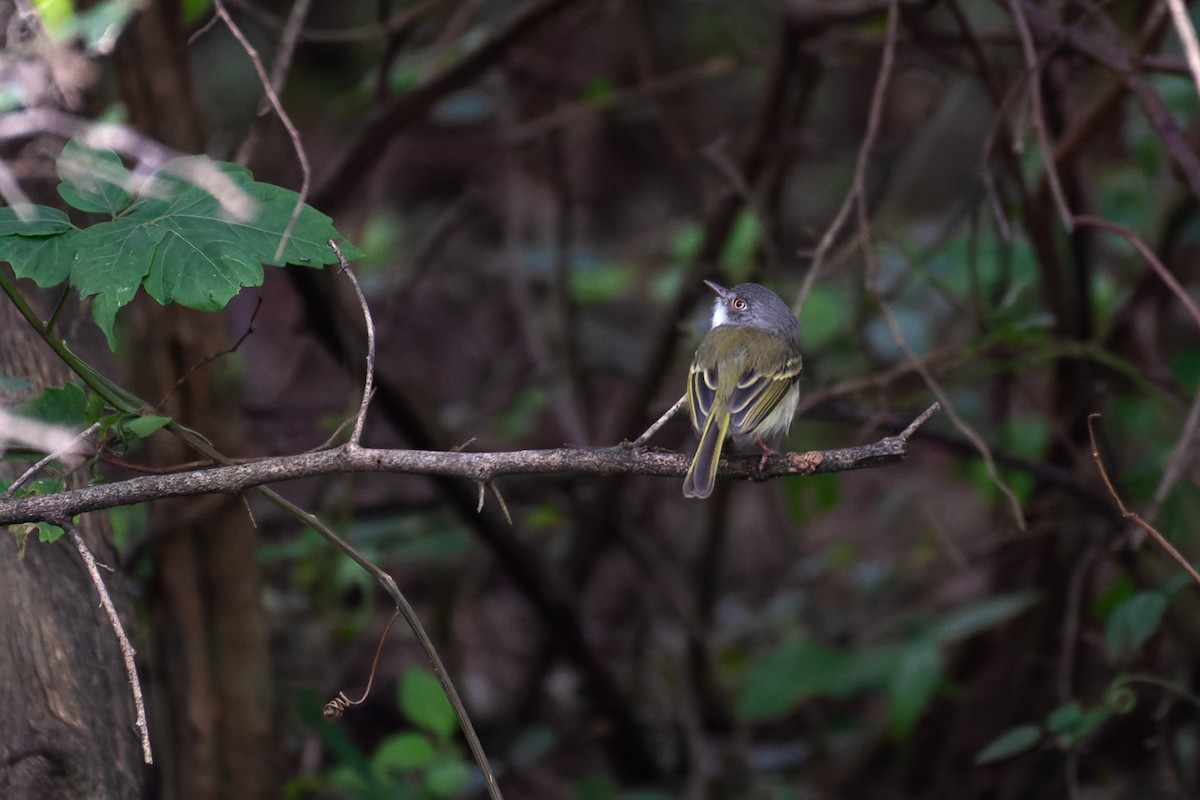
732 297 747 310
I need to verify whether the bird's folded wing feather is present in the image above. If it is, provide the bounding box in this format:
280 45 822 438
688 364 718 428
728 368 795 432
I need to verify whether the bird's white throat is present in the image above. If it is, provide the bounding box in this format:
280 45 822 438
710 299 729 328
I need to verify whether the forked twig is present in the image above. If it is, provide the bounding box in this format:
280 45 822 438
1087 413 1200 587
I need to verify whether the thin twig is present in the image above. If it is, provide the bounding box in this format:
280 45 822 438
1005 0 1073 231
1087 414 1200 587
855 0 1026 530
64 521 153 763
265 0 312 104
267 491 504 800
4 422 97 497
632 394 687 447
158 295 263 408
1165 0 1200 102
330 242 374 447
488 481 513 525
312 0 579 210
497 86 588 445
793 0 897 313
1073 214 1200 524
212 0 310 262
220 0 450 43
1016 1 1200 203
505 55 738 144
1149 387 1200 525
897 402 940 440
235 0 315 159
1073 215 1200 331
324 611 401 717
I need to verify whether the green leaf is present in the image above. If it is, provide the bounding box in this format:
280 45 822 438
580 76 616 103
0 206 79 287
735 639 867 721
0 224 79 287
71 221 161 340
117 414 172 440
797 284 850 350
1105 590 1168 664
73 0 140 52
493 387 548 439
0 205 74 236
424 760 471 798
399 668 458 741
1046 701 1112 747
0 142 359 348
27 477 65 495
37 522 66 543
372 731 437 773
32 0 74 37
570 262 634 304
718 208 760 281
181 0 212 23
574 774 620 800
928 591 1041 644
885 642 942 741
975 723 1043 764
57 140 133 214
15 384 89 427
670 222 703 267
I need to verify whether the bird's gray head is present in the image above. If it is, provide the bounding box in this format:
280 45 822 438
705 280 799 342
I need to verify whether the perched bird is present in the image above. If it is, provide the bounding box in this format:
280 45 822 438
683 280 802 499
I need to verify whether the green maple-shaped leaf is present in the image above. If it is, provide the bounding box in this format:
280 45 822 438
56 140 134 214
0 141 360 347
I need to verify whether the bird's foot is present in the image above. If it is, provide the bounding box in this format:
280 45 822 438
755 438 779 472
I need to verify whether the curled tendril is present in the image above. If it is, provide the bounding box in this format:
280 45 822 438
1105 680 1137 715
323 611 400 720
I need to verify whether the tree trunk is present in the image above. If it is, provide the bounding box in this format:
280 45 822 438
0 298 144 799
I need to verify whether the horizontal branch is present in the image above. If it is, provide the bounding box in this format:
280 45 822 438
0 404 939 526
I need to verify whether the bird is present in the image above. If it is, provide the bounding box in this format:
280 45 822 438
682 280 802 499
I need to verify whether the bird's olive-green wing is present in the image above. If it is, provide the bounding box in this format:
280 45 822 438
687 362 718 430
728 352 802 433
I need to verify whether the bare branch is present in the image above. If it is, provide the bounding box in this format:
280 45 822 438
64 522 153 763
330 242 375 447
0 405 937 526
1087 414 1200 587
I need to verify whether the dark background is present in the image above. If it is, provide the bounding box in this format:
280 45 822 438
5 1 1200 798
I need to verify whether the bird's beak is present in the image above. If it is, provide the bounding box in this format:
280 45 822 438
703 279 728 297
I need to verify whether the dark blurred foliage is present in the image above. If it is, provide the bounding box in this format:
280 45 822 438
7 0 1200 798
